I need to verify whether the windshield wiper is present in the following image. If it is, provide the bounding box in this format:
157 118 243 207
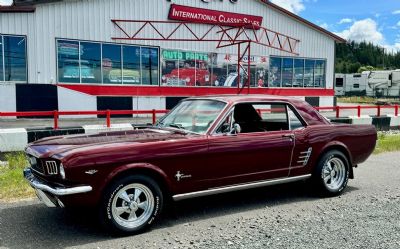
167 123 184 129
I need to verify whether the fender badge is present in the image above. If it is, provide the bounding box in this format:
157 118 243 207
85 169 98 175
175 171 191 181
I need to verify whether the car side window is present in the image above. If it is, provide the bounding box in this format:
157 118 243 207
215 103 304 134
287 107 304 130
215 111 235 134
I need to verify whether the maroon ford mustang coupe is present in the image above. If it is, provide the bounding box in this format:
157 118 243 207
24 95 377 233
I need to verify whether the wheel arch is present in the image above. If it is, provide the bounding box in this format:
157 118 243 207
317 142 354 179
100 163 173 201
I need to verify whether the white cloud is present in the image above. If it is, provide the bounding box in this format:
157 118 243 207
270 0 305 14
338 18 353 24
397 21 400 27
0 0 13 6
384 43 400 54
392 10 400 15
335 18 384 44
319 22 329 29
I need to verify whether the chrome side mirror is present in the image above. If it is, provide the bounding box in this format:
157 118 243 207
230 123 241 134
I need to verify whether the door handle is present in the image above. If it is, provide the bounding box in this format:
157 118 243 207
282 134 295 140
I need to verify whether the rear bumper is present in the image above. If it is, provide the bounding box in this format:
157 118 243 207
23 167 92 207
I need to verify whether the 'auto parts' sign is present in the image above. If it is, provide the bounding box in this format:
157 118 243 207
163 50 209 61
168 4 263 29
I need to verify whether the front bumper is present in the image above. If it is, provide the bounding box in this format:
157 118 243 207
23 168 92 207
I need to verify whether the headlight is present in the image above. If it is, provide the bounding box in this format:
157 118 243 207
59 163 66 179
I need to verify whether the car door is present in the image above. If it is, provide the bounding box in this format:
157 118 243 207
205 102 295 188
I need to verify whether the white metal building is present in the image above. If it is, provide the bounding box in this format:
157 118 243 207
0 0 345 114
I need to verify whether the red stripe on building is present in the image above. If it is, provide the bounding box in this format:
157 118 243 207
58 84 334 97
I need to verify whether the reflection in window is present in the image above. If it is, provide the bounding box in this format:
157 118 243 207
3 36 27 82
123 45 140 84
282 58 293 87
57 40 80 83
0 37 3 81
102 44 122 84
314 60 325 87
141 47 159 85
304 60 315 87
269 57 282 87
293 59 304 87
80 42 101 84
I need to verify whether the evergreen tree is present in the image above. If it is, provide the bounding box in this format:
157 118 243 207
335 41 400 73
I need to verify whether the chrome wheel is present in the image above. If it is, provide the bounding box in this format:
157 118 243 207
322 157 346 191
111 183 155 229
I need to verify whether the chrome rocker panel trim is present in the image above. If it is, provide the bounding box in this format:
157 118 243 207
172 174 311 201
23 168 92 196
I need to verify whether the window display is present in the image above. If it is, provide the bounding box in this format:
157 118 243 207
57 40 80 83
80 42 101 83
57 39 159 85
1 35 27 82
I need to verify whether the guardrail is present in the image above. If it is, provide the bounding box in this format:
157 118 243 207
0 105 399 130
314 105 399 118
0 110 169 129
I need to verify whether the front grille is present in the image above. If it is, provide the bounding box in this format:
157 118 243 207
28 156 45 174
45 161 58 175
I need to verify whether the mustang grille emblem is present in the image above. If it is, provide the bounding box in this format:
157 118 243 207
85 169 98 175
175 171 192 181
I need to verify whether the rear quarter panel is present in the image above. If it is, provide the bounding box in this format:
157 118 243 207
291 124 377 176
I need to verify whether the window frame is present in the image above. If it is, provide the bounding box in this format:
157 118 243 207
0 34 28 83
55 38 160 86
269 56 327 88
211 101 307 135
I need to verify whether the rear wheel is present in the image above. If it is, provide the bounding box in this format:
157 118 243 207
313 150 349 196
99 175 163 234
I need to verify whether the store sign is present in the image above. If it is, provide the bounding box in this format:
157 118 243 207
168 4 263 29
162 49 209 61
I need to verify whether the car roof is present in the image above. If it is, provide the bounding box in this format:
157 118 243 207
186 94 299 104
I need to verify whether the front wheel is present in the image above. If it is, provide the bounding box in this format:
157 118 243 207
312 150 349 197
99 175 163 234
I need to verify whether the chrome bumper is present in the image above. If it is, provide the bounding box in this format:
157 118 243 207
23 168 92 196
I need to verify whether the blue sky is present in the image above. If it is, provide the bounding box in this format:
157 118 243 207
271 0 400 52
1 0 399 52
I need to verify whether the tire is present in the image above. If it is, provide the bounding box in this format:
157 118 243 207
312 150 349 197
99 175 163 234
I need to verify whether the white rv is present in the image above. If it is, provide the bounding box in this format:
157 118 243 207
334 73 368 96
366 70 400 97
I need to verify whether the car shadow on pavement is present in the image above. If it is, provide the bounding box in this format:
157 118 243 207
0 182 358 249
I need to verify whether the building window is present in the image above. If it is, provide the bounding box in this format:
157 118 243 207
314 60 326 87
81 42 101 84
304 59 315 87
56 39 159 85
123 46 141 84
269 57 326 88
269 57 282 87
102 44 122 84
282 58 294 87
0 35 27 82
141 47 159 85
57 40 80 83
293 58 304 87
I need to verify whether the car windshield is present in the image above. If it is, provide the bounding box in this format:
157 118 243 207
157 99 226 134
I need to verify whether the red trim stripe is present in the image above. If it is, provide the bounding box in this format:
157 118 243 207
58 84 334 97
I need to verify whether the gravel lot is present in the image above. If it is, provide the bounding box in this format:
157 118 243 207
1 152 399 249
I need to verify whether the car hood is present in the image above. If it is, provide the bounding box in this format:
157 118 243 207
26 127 191 159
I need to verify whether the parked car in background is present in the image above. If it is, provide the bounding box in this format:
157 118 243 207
161 60 217 86
24 95 377 234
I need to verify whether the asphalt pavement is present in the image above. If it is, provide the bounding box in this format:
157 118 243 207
0 152 399 249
